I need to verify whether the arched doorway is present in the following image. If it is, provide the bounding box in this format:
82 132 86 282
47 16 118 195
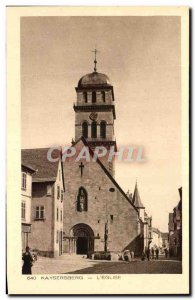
71 223 94 254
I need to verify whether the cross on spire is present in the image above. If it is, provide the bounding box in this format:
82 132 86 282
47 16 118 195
92 48 100 72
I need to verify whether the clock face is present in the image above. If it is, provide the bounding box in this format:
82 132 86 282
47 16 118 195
89 112 98 121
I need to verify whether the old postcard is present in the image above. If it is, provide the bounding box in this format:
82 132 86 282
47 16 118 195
7 6 189 295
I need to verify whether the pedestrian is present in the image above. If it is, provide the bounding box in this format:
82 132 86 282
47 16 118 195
164 248 168 258
141 251 146 261
22 246 34 274
151 247 154 260
155 247 159 260
146 247 150 261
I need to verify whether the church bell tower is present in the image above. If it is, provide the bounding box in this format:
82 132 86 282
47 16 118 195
73 50 117 176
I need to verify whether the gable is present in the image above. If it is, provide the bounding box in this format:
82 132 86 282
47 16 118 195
63 137 138 213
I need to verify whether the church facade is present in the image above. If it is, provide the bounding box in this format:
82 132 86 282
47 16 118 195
21 59 150 258
62 64 144 256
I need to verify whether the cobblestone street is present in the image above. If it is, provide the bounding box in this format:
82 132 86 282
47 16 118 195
31 254 182 275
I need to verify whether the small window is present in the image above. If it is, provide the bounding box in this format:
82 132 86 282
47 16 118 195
101 91 106 102
56 230 59 243
92 91 96 103
57 186 60 199
82 122 88 138
21 172 27 190
100 121 106 139
40 206 44 219
57 208 59 221
47 185 52 195
77 187 88 212
91 121 97 138
35 206 45 219
61 190 63 202
83 92 88 103
110 215 114 223
60 209 63 222
21 202 26 220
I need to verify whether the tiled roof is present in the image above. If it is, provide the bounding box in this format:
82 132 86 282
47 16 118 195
132 182 145 208
22 163 36 173
21 148 61 182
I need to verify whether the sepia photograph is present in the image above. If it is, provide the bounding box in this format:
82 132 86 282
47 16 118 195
7 6 189 295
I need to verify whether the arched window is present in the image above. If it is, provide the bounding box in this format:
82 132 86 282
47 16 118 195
100 121 106 139
82 122 88 138
92 91 96 103
101 91 106 102
77 187 88 212
83 92 88 103
91 121 97 138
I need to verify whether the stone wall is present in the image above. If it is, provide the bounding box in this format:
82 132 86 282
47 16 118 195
63 139 142 256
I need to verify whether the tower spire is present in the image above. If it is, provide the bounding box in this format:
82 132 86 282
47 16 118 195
92 48 99 72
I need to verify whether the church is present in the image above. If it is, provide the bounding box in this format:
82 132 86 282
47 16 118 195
21 54 151 258
62 55 147 256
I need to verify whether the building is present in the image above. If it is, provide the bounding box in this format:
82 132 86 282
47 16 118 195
131 182 152 250
62 63 144 256
21 164 36 251
22 148 65 257
150 227 162 249
161 232 169 250
168 187 182 259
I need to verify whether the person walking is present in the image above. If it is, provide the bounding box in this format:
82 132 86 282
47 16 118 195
22 246 34 274
164 248 168 258
146 247 150 261
151 247 154 260
155 247 159 260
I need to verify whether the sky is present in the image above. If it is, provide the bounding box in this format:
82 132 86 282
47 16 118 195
21 16 181 232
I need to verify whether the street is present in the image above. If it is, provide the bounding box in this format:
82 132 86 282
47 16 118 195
31 254 182 274
69 259 182 274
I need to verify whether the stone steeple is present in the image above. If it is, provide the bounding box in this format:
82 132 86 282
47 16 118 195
132 181 145 220
132 181 145 208
73 56 117 176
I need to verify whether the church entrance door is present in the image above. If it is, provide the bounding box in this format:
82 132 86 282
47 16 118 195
71 223 94 255
77 237 88 254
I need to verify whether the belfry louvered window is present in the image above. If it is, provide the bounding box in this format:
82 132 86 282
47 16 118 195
100 121 106 138
82 122 88 138
91 121 97 138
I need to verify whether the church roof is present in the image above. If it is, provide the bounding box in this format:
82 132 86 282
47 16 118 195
132 182 145 209
21 148 63 184
78 72 111 88
70 136 139 213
